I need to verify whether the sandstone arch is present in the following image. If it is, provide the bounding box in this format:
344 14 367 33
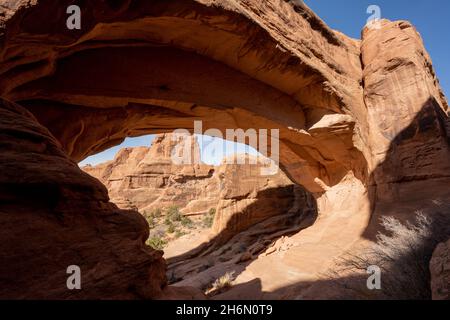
0 0 449 299
1 0 369 194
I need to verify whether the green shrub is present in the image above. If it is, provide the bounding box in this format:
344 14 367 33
145 215 155 229
144 208 163 229
167 223 176 234
203 208 216 228
181 215 193 227
152 208 162 218
146 236 167 250
166 206 182 222
175 230 187 238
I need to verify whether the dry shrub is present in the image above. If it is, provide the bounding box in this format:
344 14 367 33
205 271 235 296
333 202 450 300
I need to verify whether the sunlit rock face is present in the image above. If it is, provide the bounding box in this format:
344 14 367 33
83 133 217 214
0 0 449 299
82 133 301 244
362 20 450 185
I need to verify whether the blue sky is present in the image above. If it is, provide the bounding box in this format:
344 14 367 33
79 134 259 166
79 1 449 166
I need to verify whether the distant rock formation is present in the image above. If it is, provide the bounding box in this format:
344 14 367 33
83 133 303 243
83 134 217 215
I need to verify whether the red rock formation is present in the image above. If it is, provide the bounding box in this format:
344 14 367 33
361 20 450 240
362 20 449 184
83 134 217 215
211 154 300 243
83 133 300 244
430 239 450 300
0 0 368 194
0 98 166 299
0 0 449 299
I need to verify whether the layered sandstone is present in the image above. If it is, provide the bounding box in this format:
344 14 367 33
83 133 300 244
83 134 218 215
0 98 166 299
430 239 450 300
360 20 450 241
0 0 368 194
0 0 449 299
211 153 301 243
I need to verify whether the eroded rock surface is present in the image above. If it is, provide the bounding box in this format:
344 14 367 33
83 133 218 215
0 0 449 299
0 0 368 194
430 239 450 300
83 133 301 244
0 98 166 299
82 133 314 291
361 20 450 241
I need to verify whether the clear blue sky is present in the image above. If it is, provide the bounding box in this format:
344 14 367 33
79 134 258 166
80 1 449 166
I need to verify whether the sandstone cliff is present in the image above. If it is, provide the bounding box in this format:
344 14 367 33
83 134 218 215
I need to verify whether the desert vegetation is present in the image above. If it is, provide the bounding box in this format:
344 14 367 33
205 271 235 296
146 236 168 251
202 208 216 228
143 205 217 250
332 202 450 299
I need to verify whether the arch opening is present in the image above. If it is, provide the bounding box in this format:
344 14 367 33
79 132 319 294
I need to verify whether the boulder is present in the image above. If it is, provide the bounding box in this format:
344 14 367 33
430 239 450 300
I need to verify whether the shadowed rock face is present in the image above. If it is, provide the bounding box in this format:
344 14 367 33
0 99 166 299
0 0 449 299
430 238 450 300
